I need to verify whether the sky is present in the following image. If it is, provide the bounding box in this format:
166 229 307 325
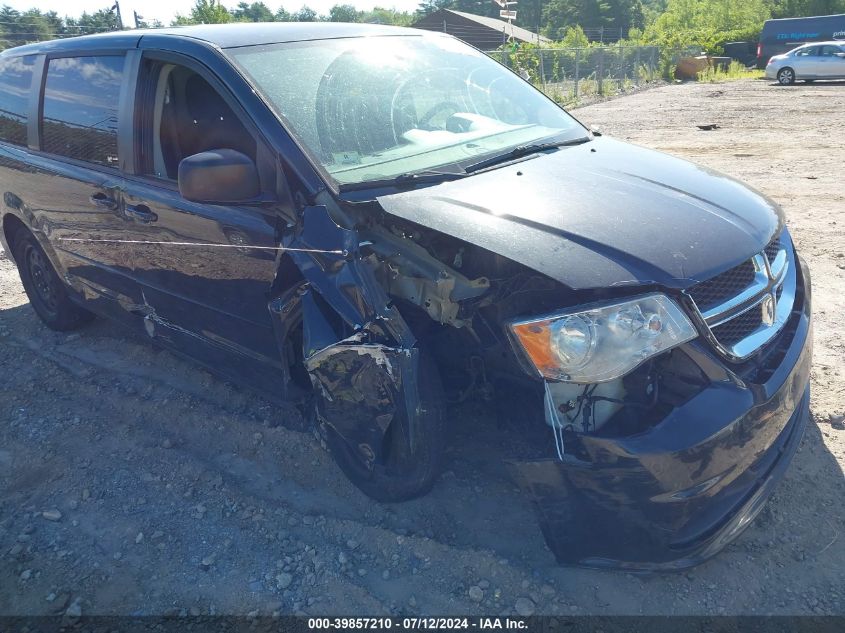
2 0 423 26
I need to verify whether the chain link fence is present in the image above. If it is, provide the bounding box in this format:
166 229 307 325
490 45 701 104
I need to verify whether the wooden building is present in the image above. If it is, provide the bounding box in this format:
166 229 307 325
412 9 550 51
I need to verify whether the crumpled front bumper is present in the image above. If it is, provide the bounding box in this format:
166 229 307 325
509 256 812 570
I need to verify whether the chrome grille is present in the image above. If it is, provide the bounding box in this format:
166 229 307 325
764 236 781 265
688 261 756 311
711 307 763 347
686 232 796 360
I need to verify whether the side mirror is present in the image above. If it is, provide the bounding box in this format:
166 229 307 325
178 149 262 204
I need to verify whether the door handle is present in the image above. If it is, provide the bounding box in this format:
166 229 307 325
125 204 158 224
90 192 119 210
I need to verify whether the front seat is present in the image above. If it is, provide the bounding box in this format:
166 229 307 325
182 75 256 160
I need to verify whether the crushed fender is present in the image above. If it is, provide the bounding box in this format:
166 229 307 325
272 205 422 466
282 205 411 343
305 338 421 467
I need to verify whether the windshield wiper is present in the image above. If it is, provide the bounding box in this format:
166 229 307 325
337 136 590 193
338 169 467 192
464 136 591 173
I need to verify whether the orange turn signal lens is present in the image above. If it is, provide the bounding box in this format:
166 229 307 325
510 320 557 377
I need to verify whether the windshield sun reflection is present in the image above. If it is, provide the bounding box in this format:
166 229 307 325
229 34 586 187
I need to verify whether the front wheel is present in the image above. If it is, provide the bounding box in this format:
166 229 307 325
323 353 445 502
13 227 93 331
777 67 795 85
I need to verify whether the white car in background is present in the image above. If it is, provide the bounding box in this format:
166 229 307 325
766 41 845 84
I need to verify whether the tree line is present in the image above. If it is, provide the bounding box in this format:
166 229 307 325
1 0 844 53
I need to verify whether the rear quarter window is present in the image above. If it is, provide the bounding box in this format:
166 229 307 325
41 55 124 167
0 55 35 147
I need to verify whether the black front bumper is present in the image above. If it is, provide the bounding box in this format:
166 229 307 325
509 256 813 570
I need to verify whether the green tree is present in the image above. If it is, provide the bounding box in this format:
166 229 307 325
644 0 770 51
640 0 667 24
559 24 590 47
609 0 644 30
516 0 545 38
232 1 275 22
274 6 292 21
328 4 361 21
0 4 123 50
543 0 642 39
36 10 66 35
769 0 845 18
415 0 452 18
415 0 505 20
360 7 414 25
0 7 52 46
291 5 320 21
67 8 120 32
172 0 231 25
544 0 608 39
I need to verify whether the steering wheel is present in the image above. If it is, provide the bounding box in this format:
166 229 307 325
419 102 461 129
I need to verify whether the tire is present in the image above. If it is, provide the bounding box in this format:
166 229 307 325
777 67 795 85
12 227 93 331
323 352 445 502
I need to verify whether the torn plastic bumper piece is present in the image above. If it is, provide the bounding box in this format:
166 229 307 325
301 277 422 467
305 337 421 467
279 205 421 466
509 285 812 570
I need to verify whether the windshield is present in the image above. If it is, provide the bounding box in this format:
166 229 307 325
227 35 587 187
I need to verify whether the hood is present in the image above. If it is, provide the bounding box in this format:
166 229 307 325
375 137 783 291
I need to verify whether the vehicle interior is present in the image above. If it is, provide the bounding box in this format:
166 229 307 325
147 62 257 180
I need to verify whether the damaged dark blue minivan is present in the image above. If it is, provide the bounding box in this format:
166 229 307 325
0 23 812 570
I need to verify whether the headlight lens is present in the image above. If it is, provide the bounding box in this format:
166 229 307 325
509 293 697 383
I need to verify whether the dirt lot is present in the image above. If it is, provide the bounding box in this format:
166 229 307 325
1 78 844 617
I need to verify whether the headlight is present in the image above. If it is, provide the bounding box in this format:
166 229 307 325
509 293 697 383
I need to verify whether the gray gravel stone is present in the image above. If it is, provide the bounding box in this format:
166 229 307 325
515 597 535 617
65 599 82 618
276 572 293 589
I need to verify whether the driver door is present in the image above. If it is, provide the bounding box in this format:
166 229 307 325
792 46 817 76
121 53 288 388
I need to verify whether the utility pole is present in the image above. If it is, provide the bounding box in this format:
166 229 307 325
134 11 143 28
111 1 124 29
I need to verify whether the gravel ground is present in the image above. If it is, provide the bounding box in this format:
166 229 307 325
1 78 843 617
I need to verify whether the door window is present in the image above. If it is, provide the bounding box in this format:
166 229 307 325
0 55 35 147
794 47 816 56
818 45 843 56
140 60 256 181
41 55 124 167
